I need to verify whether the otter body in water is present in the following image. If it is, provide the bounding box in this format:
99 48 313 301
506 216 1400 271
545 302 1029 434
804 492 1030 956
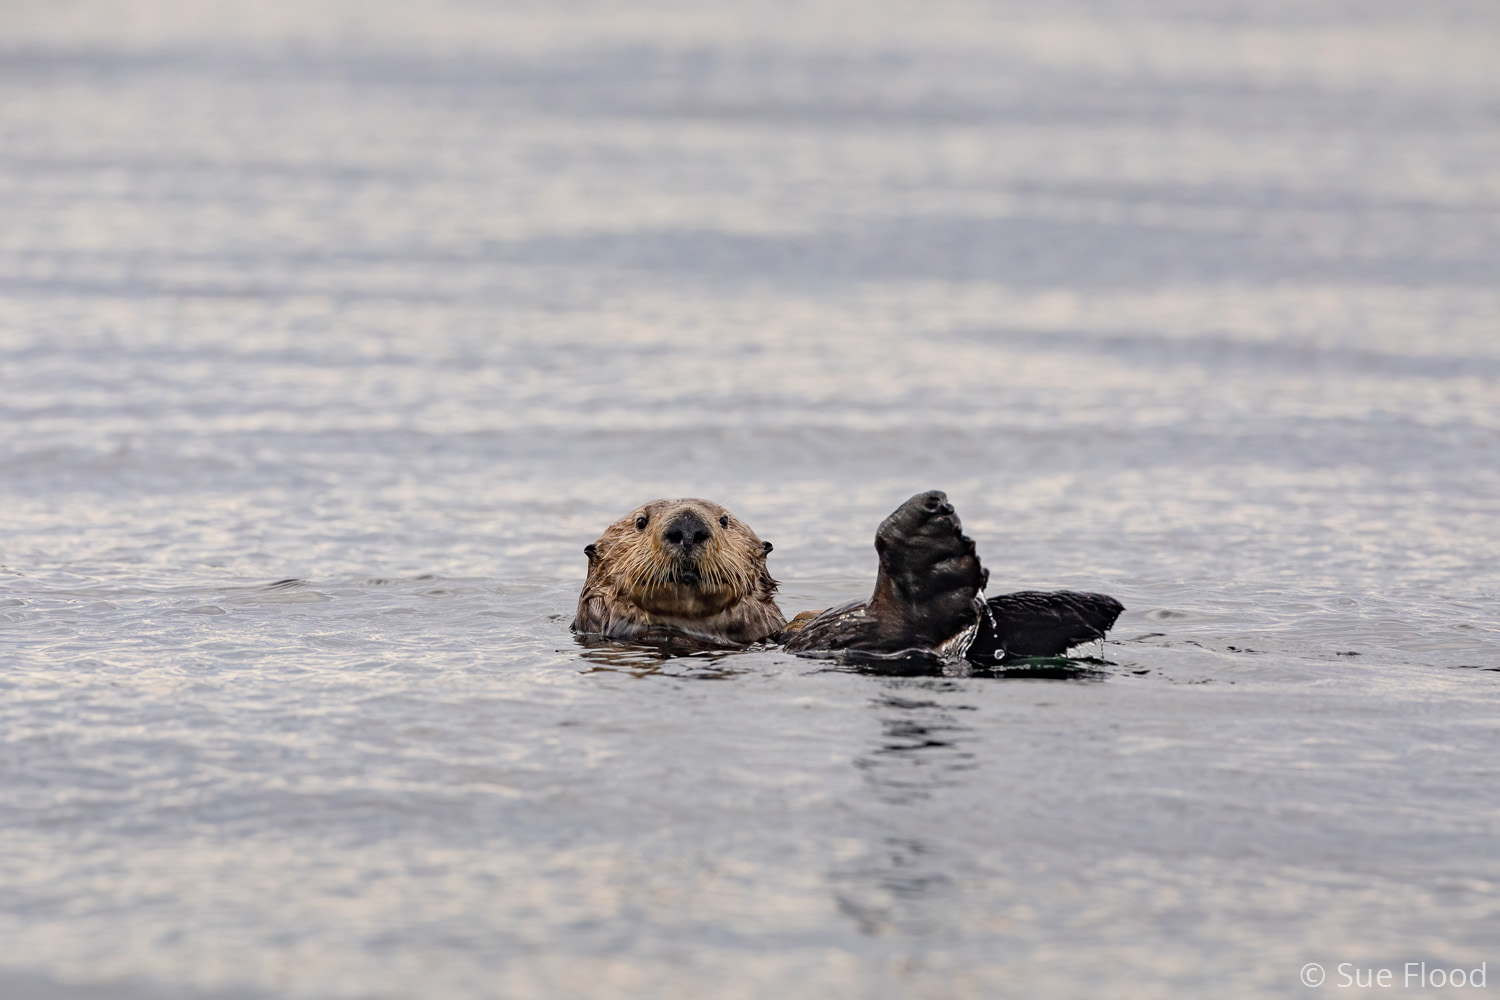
572 497 785 646
572 491 1123 661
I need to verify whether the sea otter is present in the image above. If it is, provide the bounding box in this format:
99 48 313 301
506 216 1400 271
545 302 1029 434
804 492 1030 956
572 490 1123 661
572 497 786 646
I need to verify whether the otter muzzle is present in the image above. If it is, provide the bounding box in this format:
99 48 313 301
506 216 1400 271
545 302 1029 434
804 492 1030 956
662 509 713 553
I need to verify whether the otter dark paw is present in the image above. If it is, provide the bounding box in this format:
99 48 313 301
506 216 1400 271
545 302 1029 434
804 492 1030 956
782 490 988 658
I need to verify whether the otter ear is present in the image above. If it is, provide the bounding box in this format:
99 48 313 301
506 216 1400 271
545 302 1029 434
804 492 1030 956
762 540 774 554
584 543 598 562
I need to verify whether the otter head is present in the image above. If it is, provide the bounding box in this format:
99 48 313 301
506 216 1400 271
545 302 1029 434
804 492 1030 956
576 498 783 643
868 490 989 647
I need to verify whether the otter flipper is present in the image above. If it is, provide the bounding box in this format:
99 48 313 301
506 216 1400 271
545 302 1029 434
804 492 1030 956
966 590 1124 662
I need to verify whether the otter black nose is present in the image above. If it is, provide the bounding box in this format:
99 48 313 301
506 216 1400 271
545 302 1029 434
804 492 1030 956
663 510 712 550
665 528 711 546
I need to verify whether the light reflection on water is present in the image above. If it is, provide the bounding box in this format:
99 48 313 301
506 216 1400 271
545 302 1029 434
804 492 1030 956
2 0 1500 997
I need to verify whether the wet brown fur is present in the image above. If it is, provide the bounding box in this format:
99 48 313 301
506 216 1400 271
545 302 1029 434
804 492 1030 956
572 498 786 646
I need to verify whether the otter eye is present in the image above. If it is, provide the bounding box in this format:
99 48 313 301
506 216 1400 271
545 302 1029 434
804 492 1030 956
635 514 648 531
719 515 729 528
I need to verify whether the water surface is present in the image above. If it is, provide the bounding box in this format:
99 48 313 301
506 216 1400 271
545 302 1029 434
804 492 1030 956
2 1 1499 997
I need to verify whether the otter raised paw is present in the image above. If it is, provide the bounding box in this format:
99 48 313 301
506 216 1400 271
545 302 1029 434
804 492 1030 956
780 490 990 660
572 498 786 647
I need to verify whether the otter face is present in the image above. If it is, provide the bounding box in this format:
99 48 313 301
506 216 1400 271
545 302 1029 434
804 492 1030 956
585 498 775 621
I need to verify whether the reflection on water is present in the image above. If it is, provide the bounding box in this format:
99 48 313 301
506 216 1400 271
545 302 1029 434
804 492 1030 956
577 632 1117 680
575 636 753 680
833 683 979 938
989 656 1111 681
833 835 958 939
836 653 1115 680
855 685 979 805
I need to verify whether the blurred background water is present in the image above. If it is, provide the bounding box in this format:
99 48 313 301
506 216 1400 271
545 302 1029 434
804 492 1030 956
2 1 1498 997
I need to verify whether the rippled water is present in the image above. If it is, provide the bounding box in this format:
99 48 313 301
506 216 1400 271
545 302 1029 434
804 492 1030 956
3 1 1499 997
